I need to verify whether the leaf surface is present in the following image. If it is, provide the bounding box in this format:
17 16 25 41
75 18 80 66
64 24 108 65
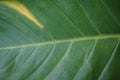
0 0 120 80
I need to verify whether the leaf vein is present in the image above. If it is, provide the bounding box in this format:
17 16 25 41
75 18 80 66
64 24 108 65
44 42 73 79
0 35 119 50
73 39 98 80
75 0 101 34
49 1 85 36
100 0 120 26
24 43 56 79
98 39 120 80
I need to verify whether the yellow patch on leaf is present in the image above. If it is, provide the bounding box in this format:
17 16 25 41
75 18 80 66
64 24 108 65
1 1 44 29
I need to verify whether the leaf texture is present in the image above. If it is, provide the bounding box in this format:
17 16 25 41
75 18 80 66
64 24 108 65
0 0 120 80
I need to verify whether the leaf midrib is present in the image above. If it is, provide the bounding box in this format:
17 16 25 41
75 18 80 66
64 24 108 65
0 34 120 50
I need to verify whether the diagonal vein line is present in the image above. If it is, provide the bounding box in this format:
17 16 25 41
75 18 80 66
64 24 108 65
44 42 73 79
0 16 34 43
0 49 12 70
16 17 42 41
43 29 55 41
49 1 85 36
98 39 120 80
14 48 24 66
75 0 101 34
36 9 55 40
1 48 21 72
24 43 56 80
100 0 120 26
22 47 40 79
21 47 38 65
2 51 19 70
73 39 98 79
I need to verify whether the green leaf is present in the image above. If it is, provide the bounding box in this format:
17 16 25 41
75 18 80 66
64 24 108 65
0 0 120 80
